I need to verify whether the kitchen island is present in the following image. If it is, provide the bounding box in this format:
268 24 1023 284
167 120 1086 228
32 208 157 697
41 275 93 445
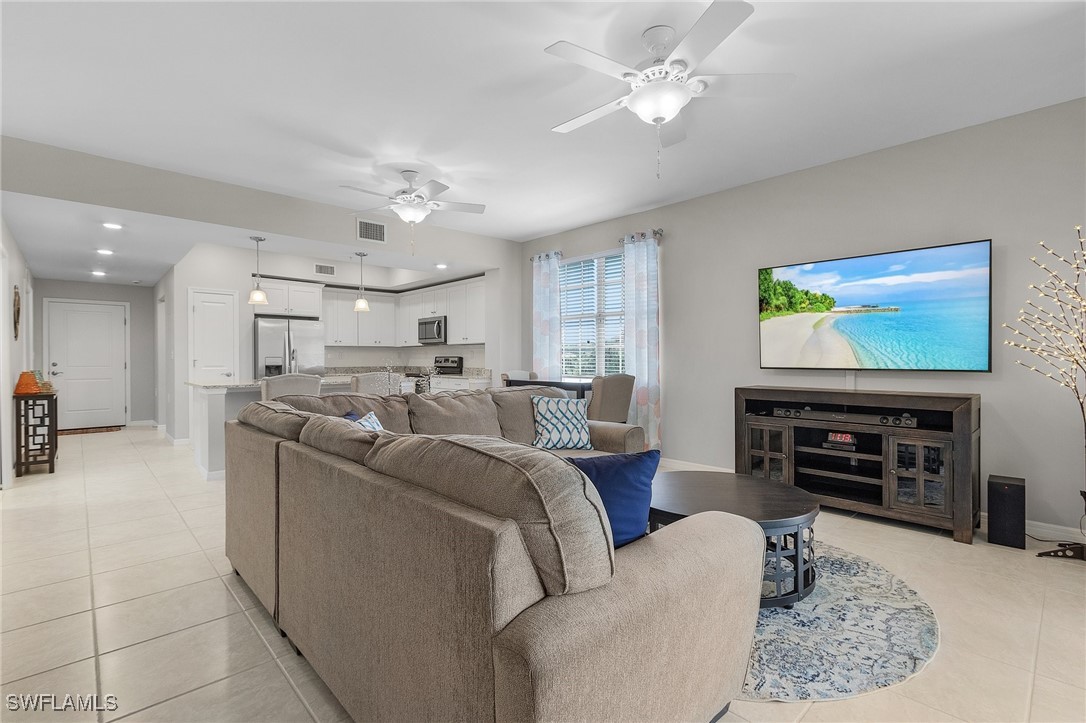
186 376 351 479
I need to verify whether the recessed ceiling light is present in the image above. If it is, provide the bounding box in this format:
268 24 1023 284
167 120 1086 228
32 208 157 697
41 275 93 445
435 263 448 270
97 249 114 255
102 222 123 230
91 271 106 276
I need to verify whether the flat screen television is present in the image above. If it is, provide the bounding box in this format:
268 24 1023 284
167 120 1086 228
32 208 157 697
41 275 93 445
758 239 991 371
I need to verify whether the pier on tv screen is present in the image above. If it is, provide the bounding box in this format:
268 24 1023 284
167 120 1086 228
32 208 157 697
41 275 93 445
758 240 991 371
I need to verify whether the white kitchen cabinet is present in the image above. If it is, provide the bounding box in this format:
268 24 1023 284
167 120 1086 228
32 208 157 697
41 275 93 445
419 289 447 318
396 293 422 347
441 280 485 345
323 290 359 346
464 281 486 344
256 280 323 317
429 377 490 392
357 296 397 346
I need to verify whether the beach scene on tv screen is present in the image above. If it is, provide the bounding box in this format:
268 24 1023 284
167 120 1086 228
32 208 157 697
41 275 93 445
759 241 991 370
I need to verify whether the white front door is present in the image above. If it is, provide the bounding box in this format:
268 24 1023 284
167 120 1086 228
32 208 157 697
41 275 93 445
190 289 239 384
46 300 127 430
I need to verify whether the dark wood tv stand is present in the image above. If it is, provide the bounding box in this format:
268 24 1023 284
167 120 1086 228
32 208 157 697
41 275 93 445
735 386 980 543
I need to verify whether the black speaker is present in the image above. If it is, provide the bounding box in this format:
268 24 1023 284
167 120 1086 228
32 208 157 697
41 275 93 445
988 475 1025 549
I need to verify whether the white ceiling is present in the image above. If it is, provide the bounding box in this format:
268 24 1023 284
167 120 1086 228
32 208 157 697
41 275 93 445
2 1 1084 282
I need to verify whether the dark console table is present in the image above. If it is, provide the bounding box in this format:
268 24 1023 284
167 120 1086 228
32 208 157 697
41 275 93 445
649 470 819 608
14 392 58 477
735 386 980 543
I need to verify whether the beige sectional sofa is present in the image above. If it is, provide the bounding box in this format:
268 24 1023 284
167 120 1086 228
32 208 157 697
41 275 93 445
225 386 765 722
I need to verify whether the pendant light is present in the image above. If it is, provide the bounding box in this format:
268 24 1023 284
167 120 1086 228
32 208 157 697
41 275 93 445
354 252 370 312
248 236 269 305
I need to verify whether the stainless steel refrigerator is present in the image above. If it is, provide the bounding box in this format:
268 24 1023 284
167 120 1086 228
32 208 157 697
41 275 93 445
254 318 325 378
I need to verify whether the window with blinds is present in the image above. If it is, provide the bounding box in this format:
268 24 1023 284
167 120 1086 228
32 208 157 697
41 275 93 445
559 254 625 379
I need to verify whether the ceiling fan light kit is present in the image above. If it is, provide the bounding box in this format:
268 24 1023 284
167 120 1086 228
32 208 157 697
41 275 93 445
342 169 485 232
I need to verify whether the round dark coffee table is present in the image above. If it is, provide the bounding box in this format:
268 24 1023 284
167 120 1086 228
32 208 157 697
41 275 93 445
649 471 819 608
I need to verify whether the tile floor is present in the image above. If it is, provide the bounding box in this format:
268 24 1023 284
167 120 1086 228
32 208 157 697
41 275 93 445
1 428 1083 722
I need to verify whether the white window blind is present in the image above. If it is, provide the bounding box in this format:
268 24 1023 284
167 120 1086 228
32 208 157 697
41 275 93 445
560 254 625 379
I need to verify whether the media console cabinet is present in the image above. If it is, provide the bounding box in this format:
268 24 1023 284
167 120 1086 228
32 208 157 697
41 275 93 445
735 386 980 543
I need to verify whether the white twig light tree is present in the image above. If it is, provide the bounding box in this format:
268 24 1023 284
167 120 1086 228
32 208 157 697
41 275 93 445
1003 226 1086 538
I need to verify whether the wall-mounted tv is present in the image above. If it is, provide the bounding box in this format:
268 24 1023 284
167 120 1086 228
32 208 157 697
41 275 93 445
758 239 991 371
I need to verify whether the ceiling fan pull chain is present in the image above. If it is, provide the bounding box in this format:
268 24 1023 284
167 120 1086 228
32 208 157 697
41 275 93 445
656 121 663 180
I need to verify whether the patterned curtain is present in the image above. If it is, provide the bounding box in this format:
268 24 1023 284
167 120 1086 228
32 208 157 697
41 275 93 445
623 230 662 449
531 250 563 380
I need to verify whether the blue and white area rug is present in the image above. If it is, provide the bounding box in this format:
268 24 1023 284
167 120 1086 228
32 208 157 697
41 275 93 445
740 543 939 702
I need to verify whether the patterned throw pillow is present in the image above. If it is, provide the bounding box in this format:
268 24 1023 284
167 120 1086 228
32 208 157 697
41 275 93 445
344 410 384 432
532 395 593 450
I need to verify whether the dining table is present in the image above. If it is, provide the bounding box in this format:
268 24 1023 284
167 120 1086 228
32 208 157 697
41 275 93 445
504 378 593 399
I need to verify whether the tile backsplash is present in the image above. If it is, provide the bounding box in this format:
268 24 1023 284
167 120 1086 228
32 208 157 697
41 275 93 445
324 343 485 369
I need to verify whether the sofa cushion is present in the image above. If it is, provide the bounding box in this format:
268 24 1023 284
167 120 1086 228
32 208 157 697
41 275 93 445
276 393 412 433
407 390 503 436
364 434 614 595
236 401 317 441
487 385 568 444
569 450 660 547
532 396 592 450
299 415 382 466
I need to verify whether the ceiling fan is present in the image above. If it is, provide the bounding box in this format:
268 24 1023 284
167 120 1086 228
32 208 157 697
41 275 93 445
341 170 485 225
545 0 794 148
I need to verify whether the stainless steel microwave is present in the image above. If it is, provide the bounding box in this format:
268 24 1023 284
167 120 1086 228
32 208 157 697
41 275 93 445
418 316 447 344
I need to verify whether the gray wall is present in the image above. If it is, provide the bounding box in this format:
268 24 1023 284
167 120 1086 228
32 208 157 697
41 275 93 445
34 279 157 423
524 99 1086 530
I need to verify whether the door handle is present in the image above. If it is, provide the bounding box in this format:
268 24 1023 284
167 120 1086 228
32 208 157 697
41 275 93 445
50 371 63 376
222 372 233 377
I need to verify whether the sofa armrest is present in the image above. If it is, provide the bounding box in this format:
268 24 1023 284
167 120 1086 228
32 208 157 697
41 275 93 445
492 511 765 723
587 420 645 453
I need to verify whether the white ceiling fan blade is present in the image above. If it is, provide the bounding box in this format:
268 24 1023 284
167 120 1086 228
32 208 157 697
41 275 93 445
660 115 687 148
552 96 629 133
666 1 754 76
545 41 639 82
349 204 394 215
340 184 392 199
429 201 486 214
415 180 450 201
690 73 795 97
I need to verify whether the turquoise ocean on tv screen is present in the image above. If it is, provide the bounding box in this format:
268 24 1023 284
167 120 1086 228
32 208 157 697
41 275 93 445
833 297 990 370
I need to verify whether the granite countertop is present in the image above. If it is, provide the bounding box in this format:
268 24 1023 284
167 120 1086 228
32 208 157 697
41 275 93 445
186 375 354 390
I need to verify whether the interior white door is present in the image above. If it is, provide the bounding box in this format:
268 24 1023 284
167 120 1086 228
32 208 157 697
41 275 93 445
191 290 239 384
46 301 127 429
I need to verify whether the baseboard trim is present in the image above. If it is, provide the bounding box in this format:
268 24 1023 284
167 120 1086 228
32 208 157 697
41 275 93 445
128 419 157 427
980 511 1086 544
165 433 190 446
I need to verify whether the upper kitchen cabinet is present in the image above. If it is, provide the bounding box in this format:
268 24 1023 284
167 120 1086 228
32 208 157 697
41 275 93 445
419 289 447 318
445 280 486 344
257 280 323 317
397 293 422 347
357 296 397 346
323 290 359 346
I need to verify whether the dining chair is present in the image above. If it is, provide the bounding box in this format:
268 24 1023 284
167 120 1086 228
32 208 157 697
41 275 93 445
352 372 402 396
501 370 539 384
586 374 635 423
260 373 321 401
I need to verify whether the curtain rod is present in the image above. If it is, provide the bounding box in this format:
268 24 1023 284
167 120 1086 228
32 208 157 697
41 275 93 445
619 229 663 244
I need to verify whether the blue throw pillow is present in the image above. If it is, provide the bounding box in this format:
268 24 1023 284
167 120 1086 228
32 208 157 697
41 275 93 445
344 411 384 431
570 450 660 548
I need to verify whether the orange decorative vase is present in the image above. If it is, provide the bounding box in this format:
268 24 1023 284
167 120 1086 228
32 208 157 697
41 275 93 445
14 371 41 395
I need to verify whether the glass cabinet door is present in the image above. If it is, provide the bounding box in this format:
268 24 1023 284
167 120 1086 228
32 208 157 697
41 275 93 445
889 437 952 517
749 423 789 483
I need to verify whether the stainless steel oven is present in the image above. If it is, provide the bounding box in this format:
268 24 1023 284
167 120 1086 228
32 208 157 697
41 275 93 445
418 316 447 344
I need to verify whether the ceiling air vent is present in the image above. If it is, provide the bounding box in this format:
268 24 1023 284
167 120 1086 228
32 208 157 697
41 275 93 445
357 219 387 244
314 264 336 276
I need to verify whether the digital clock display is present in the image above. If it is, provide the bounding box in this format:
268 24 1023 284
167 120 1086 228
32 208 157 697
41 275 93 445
827 432 857 444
